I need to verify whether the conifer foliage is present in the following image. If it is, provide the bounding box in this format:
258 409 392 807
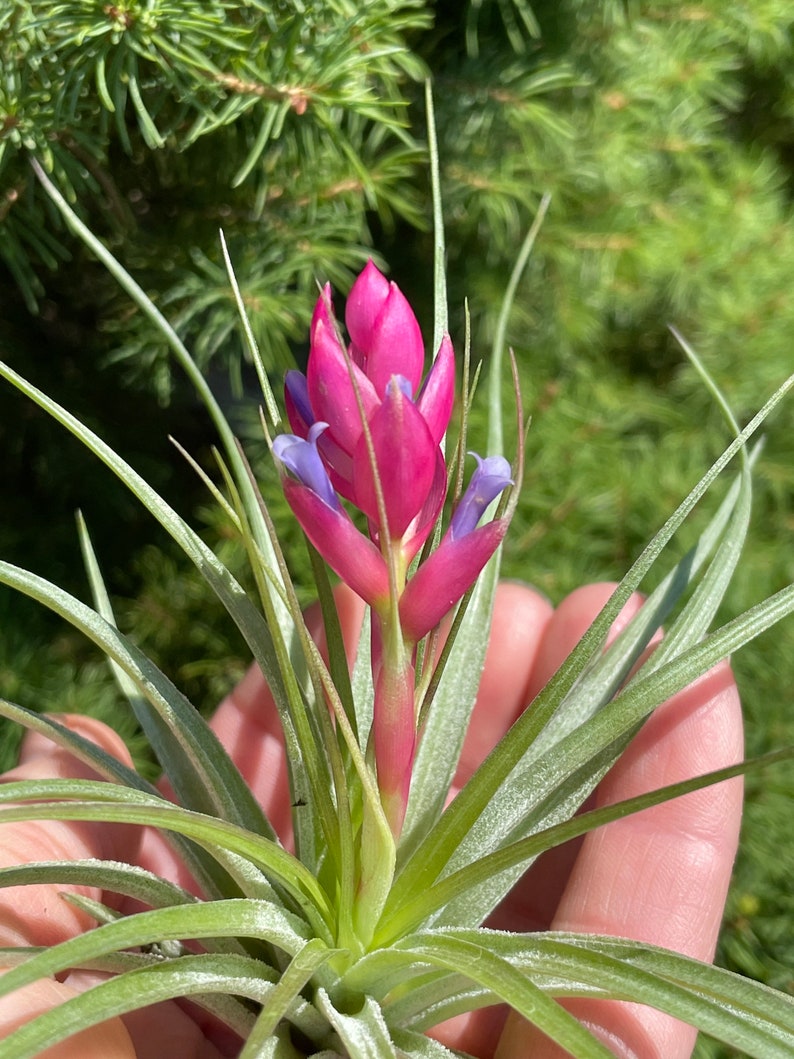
3 1 794 408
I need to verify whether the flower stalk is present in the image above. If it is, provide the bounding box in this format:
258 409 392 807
273 261 513 838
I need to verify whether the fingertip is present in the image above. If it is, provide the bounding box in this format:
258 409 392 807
0 976 136 1058
16 714 134 776
527 582 645 699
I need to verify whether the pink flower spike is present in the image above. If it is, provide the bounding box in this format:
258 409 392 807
281 478 389 607
399 519 508 643
416 334 455 445
352 377 438 537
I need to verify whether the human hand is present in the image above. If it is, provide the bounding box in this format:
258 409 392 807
0 582 743 1058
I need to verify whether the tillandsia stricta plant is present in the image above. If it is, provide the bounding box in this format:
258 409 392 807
1 138 794 1058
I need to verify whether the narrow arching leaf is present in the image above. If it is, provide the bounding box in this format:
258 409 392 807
432 580 794 929
0 859 198 916
388 930 794 1059
425 79 447 353
374 747 792 941
0 953 277 1059
29 160 295 662
427 444 756 925
0 895 316 1008
388 934 616 1058
76 511 282 849
0 782 333 937
239 940 337 1057
533 450 753 754
0 699 250 903
487 192 551 456
0 557 273 841
0 358 309 797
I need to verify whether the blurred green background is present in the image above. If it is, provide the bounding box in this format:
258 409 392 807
1 2 792 1052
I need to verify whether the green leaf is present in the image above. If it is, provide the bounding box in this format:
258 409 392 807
0 781 333 936
391 931 794 1059
434 579 794 930
390 934 617 1058
0 699 240 902
28 160 302 718
0 858 198 915
316 989 397 1059
240 939 338 1057
0 358 317 833
488 192 551 456
425 79 447 352
0 557 273 839
0 953 274 1059
0 893 315 1004
373 746 793 941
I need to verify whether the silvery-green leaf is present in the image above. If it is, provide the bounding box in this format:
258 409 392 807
0 780 332 937
0 953 274 1059
316 989 397 1059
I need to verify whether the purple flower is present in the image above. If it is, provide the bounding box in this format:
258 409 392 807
272 423 340 512
399 454 513 643
449 454 514 541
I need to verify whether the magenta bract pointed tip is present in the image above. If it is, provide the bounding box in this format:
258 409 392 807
366 284 425 396
307 316 378 455
311 283 335 337
346 260 390 351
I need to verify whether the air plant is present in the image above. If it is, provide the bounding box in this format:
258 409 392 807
0 126 793 1058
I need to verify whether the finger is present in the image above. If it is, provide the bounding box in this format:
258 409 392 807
433 584 663 1056
0 715 139 947
207 585 366 843
428 583 554 1053
499 633 743 1056
455 582 555 789
0 716 141 1056
0 976 136 1058
491 583 647 934
525 582 647 701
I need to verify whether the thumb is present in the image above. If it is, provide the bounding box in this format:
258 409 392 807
0 714 140 1057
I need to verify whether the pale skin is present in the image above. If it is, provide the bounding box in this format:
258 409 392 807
0 582 744 1058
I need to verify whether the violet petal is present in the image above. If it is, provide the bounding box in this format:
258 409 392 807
449 454 513 541
273 423 340 510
